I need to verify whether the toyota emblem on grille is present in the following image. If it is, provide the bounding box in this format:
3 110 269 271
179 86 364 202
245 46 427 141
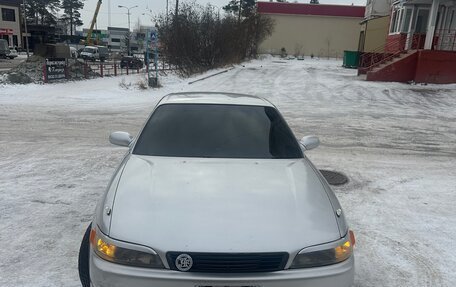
175 254 193 271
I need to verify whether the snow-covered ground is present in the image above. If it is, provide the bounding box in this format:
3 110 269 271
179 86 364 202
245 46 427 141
1 57 455 286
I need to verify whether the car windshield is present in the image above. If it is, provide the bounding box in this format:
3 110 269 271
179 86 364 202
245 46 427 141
133 104 303 159
83 47 95 52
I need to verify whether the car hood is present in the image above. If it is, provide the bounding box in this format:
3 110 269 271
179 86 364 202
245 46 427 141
109 155 340 253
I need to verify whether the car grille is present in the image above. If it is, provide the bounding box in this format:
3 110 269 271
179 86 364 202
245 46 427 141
166 252 289 273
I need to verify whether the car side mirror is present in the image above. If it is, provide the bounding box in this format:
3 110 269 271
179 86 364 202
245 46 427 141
109 131 133 147
300 135 320 151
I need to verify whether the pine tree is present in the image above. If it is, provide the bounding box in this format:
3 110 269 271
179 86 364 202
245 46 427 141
25 0 61 25
61 0 84 36
223 0 256 19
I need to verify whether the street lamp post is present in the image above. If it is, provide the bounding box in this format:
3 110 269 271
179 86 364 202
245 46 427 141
118 5 138 56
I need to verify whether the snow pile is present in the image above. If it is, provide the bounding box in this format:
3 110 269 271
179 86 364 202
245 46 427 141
0 56 99 84
0 73 9 84
3 55 43 84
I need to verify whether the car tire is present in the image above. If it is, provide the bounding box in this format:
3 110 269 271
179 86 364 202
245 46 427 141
78 224 92 287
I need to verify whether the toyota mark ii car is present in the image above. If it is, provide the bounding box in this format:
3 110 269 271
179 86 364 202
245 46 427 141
78 92 355 287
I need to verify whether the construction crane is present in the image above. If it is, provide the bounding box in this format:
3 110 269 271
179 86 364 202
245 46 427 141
86 0 103 46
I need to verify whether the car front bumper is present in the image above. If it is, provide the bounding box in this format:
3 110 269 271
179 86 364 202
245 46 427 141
90 250 354 287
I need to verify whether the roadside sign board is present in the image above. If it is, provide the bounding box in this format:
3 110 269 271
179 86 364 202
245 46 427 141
45 58 67 82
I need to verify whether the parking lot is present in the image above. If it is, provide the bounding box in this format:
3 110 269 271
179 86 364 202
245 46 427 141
0 57 455 286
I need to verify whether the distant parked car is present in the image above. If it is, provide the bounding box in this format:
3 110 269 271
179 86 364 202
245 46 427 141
120 56 144 69
80 46 109 62
0 39 9 58
7 47 18 59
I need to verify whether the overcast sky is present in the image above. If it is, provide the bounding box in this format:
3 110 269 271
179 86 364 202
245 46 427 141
80 0 366 30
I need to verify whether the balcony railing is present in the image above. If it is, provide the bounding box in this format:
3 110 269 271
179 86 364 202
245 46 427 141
434 29 456 51
358 35 406 74
410 33 426 50
358 32 448 75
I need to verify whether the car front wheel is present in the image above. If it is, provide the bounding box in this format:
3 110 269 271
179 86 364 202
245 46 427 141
78 224 91 287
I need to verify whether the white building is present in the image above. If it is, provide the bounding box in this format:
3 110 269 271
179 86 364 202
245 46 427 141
0 0 22 47
365 0 391 19
82 25 156 54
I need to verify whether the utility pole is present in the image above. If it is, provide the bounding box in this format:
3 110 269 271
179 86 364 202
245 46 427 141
166 0 169 24
118 5 138 56
22 0 30 58
238 0 243 24
175 0 179 18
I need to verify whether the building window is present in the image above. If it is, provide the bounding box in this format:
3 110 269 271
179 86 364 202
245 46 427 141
395 10 403 32
2 8 16 22
390 9 399 33
13 35 18 47
401 9 412 32
390 5 410 34
415 9 430 33
112 38 121 42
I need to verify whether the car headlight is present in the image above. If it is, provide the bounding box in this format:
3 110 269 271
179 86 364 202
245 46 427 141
90 227 164 269
290 230 355 269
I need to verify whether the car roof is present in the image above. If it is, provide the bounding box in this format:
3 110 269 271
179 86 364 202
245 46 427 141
159 92 275 107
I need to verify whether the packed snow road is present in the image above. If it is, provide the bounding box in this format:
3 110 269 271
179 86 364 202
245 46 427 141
0 57 455 287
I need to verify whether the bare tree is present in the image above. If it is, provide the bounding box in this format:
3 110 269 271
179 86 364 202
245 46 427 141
156 2 274 76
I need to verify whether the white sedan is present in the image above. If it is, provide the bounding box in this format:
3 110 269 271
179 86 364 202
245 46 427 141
78 92 355 287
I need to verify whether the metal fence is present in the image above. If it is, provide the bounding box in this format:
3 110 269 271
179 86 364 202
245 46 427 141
42 58 177 83
84 62 142 78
